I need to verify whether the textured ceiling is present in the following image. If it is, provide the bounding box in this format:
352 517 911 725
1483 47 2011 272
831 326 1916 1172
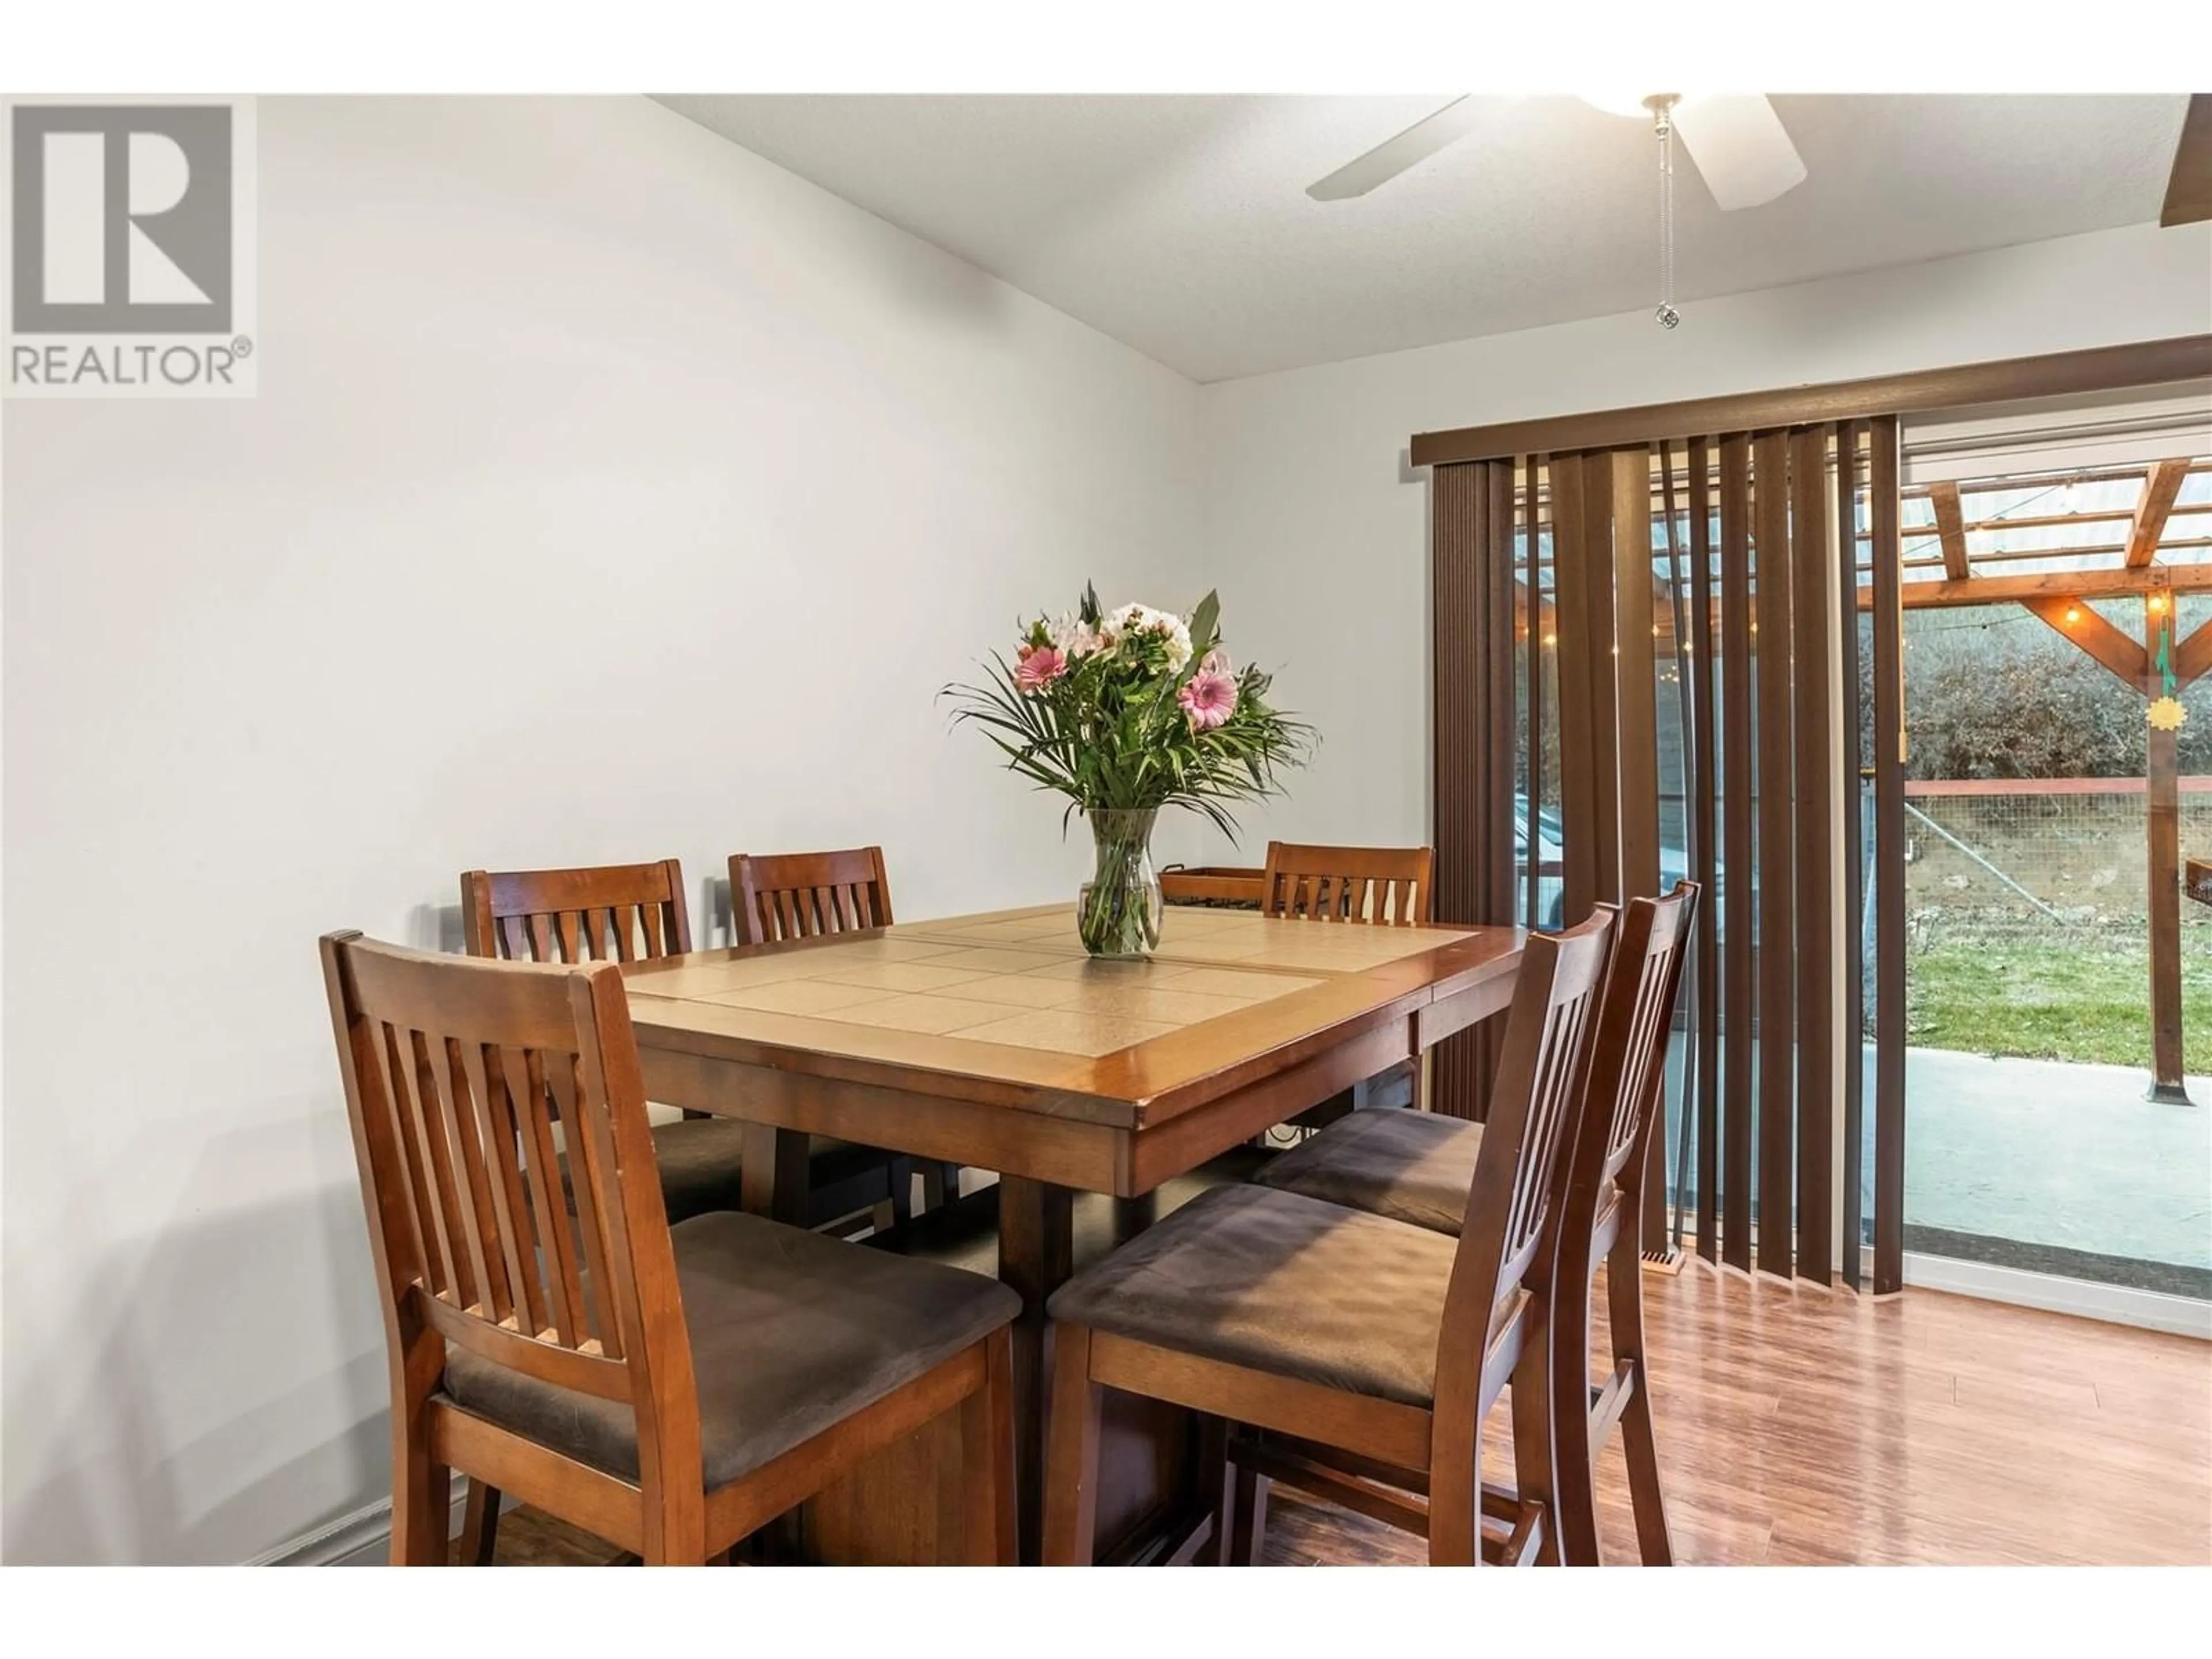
656 94 2191 383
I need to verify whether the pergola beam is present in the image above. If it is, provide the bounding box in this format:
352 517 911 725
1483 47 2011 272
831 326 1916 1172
1855 562 2212 610
2020 596 2149 688
2127 458 2191 567
2176 615 2212 688
1929 480 1971 581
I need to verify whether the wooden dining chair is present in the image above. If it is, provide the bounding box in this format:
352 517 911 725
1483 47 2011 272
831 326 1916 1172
1259 841 1435 926
1254 881 1698 1566
1258 842 1436 1116
729 845 962 1207
458 858 912 1562
319 932 1019 1565
729 845 895 944
1040 908 1616 1566
1549 882 1698 1566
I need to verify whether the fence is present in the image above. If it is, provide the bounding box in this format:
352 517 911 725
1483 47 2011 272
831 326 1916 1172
1901 777 2212 940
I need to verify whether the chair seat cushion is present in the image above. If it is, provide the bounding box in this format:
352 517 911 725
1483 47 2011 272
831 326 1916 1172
442 1210 1020 1491
1046 1184 1459 1408
566 1119 895 1227
1255 1109 1481 1236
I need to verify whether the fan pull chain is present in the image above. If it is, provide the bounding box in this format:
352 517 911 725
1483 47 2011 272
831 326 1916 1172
1653 97 1680 329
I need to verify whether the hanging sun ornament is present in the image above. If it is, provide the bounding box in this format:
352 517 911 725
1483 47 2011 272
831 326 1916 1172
2148 602 2187 731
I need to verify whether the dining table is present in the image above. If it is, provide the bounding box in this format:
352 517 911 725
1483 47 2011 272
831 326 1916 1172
619 900 1524 1562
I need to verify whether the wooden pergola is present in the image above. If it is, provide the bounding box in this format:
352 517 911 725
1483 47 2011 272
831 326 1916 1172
1859 457 2209 1103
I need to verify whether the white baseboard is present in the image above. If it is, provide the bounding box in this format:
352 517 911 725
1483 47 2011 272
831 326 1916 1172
252 1480 509 1566
1899 1250 2212 1340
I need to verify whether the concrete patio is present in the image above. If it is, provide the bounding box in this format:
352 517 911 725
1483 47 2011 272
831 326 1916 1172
1889 1046 2211 1283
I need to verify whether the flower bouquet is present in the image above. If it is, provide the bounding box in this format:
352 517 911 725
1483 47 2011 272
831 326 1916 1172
945 585 1312 956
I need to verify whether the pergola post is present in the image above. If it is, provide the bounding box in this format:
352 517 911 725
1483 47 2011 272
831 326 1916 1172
2021 586 2196 1105
2145 582 2192 1103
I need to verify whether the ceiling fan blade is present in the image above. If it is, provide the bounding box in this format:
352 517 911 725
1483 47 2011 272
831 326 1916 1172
1671 94 1806 210
1307 97 1480 200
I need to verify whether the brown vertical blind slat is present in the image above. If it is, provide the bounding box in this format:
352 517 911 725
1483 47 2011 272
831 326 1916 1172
1836 423 1867 1292
1789 425 1836 1283
1552 456 1598 925
1652 443 1692 1253
1753 429 1796 1279
1584 453 1623 906
1433 462 1486 1123
1469 460 1518 1111
1525 457 1546 930
1687 437 1720 1264
1718 433 1756 1275
1615 449 1662 908
1869 415 1907 1293
1613 446 1664 1249
1483 459 1518 931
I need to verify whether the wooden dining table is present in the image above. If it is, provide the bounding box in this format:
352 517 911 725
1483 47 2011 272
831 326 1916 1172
619 902 1524 1562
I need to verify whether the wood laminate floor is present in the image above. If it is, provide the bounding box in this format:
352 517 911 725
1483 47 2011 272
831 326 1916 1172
468 1264 2212 1566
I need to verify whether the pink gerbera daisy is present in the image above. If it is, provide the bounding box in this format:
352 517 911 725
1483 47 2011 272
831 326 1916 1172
1014 643 1067 690
1179 669 1237 731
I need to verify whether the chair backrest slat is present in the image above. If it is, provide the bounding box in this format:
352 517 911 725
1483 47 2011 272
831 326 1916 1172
456 1037 542 1334
1436 907 1615 1406
321 931 698 1432
1259 842 1435 925
452 1037 525 1326
546 1049 625 1359
729 846 894 946
425 1029 501 1317
463 860 693 965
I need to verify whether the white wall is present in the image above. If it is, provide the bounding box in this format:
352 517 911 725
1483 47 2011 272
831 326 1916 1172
1194 221 2212 861
0 96 1202 1563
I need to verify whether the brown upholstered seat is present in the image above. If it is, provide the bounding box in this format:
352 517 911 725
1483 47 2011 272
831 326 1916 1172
442 1209 1019 1492
1045 1183 1467 1409
1255 1110 1483 1237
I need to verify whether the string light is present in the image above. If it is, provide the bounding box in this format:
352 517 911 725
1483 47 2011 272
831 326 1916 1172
2065 605 2082 624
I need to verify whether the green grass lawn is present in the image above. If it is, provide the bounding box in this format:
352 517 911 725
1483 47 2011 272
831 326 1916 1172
1909 936 2211 1071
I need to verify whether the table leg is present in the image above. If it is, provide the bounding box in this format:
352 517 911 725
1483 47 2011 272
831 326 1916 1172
1111 1192 1158 1245
997 1174 1073 1565
740 1122 810 1225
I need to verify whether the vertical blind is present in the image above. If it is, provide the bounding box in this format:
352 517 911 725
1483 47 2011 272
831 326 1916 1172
1432 421 1908 1289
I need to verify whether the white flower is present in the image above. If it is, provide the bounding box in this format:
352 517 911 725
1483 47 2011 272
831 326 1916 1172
1103 603 1192 672
1049 612 1104 657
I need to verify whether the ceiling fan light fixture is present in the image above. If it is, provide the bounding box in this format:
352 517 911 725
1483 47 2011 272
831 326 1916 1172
1580 92 1693 119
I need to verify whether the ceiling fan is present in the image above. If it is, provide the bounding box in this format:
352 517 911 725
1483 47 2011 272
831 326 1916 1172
1308 94 1808 327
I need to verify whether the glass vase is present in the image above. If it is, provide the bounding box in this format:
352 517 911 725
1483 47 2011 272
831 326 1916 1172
1077 808 1163 959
